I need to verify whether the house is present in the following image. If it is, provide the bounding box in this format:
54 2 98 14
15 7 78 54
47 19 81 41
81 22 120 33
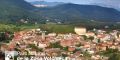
38 43 47 48
86 32 95 37
0 44 8 52
48 33 57 37
60 40 75 47
68 46 76 52
74 27 87 35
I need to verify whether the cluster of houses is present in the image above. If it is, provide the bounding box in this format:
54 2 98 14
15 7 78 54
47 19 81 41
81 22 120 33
1 27 120 60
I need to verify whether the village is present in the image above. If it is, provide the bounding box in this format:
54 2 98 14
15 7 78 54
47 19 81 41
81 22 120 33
1 27 120 60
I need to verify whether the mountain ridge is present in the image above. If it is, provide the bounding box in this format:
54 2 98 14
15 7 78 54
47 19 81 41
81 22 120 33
37 3 120 23
0 0 45 23
0 0 120 24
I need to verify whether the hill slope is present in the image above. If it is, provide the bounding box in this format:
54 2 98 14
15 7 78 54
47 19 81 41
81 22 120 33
38 3 120 23
0 0 45 23
0 0 120 24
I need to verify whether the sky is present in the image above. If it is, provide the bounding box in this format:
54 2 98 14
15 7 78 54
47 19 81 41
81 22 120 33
25 0 120 11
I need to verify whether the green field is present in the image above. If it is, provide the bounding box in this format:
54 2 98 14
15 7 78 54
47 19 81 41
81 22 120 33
0 24 75 33
0 23 120 33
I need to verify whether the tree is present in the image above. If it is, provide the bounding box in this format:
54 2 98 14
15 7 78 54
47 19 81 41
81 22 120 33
0 32 6 41
62 47 68 51
88 36 94 41
0 32 13 43
108 53 120 60
49 42 63 49
28 44 43 52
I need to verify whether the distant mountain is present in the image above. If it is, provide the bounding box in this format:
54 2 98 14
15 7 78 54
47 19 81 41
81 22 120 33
30 1 64 7
91 3 120 11
0 0 45 23
0 0 120 24
37 3 120 23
